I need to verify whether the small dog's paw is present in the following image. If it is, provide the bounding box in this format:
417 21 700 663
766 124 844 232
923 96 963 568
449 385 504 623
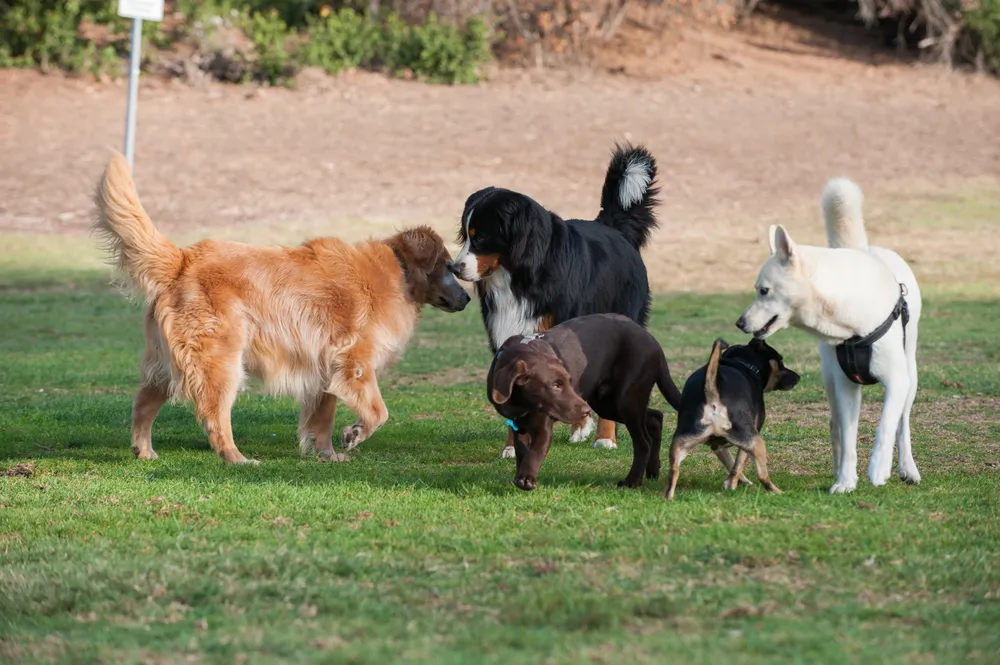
737 475 753 487
514 476 537 491
723 477 740 491
317 449 350 463
500 446 516 459
898 466 921 485
133 448 158 461
829 478 857 494
569 417 594 443
341 425 365 450
592 438 617 450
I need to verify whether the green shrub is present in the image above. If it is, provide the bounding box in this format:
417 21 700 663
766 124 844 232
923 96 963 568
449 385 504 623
0 1 491 83
296 7 382 74
0 0 126 75
962 0 1000 73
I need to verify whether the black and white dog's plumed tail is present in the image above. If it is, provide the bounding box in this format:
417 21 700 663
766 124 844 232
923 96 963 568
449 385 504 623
597 143 660 250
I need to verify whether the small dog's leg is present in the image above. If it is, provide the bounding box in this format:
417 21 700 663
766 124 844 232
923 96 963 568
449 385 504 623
821 344 861 493
593 418 618 450
299 393 347 462
569 415 594 443
751 435 781 494
896 340 921 484
665 434 702 500
869 364 910 487
500 426 516 459
723 449 750 491
712 448 752 486
131 381 170 461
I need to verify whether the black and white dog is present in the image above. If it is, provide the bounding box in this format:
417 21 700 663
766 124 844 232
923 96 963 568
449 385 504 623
450 143 661 457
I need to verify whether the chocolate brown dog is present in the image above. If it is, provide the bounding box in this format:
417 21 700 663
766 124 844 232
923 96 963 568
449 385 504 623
486 313 683 490
665 337 800 500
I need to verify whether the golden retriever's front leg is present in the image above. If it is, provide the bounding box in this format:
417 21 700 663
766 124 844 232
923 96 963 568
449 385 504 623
298 392 346 461
329 362 388 451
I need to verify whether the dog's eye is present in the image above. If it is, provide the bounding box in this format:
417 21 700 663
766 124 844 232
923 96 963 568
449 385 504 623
552 380 563 390
758 286 770 296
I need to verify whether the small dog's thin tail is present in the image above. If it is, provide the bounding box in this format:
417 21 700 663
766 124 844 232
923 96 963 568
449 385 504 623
656 353 683 412
704 338 728 406
822 178 868 250
595 142 660 250
93 153 183 300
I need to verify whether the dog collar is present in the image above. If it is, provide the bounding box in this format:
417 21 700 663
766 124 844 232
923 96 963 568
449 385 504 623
728 358 762 378
835 284 910 385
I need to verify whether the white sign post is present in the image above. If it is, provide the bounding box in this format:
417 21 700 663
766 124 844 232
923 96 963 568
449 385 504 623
117 1 165 167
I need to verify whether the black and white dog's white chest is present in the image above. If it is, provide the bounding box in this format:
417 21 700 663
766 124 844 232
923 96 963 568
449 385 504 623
480 268 544 351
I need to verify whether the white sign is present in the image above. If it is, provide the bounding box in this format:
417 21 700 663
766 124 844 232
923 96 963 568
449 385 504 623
118 0 164 22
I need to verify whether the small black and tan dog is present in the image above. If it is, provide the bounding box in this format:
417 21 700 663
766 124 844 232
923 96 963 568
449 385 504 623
665 338 800 500
486 313 683 491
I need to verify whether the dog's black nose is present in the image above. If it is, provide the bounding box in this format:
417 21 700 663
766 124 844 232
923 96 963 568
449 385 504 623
735 316 746 331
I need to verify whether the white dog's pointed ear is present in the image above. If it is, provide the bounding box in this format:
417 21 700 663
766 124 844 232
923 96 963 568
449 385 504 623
773 225 796 265
768 225 778 255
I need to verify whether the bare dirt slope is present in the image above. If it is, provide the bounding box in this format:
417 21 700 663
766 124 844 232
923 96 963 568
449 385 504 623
1 15 998 293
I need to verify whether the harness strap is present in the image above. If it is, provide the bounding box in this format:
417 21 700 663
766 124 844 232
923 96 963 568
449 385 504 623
835 284 909 385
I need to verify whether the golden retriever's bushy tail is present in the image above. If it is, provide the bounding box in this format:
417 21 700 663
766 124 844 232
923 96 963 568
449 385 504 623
821 177 868 250
93 153 183 299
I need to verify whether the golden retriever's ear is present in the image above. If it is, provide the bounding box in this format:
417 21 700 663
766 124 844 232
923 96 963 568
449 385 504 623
491 359 528 404
391 226 446 275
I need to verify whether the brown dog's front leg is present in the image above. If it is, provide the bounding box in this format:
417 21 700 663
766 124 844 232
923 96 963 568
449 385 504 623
513 414 554 491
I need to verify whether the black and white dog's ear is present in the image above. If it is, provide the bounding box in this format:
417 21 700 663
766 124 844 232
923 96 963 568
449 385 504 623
504 196 549 270
464 186 498 211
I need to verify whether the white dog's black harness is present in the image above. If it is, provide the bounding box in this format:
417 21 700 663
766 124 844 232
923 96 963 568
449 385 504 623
835 284 909 385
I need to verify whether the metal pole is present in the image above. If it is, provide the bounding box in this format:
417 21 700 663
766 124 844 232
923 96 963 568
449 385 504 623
124 17 143 167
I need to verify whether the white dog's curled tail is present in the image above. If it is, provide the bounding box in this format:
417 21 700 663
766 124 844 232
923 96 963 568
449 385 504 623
822 178 868 250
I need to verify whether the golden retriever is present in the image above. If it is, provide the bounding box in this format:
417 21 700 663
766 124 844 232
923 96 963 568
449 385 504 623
93 154 469 464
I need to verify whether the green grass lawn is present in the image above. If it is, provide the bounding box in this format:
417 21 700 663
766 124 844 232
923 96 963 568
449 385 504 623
1 270 998 664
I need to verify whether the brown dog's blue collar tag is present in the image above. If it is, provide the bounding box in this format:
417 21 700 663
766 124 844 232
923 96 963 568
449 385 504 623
505 418 519 432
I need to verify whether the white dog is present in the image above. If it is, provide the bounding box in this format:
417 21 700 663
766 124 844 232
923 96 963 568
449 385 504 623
736 178 922 494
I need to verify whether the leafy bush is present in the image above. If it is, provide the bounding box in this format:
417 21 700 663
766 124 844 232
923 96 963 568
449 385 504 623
0 0 493 84
0 0 125 74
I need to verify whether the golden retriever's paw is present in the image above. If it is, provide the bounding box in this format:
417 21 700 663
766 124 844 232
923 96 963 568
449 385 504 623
318 450 350 462
133 448 159 461
341 424 366 451
223 451 259 465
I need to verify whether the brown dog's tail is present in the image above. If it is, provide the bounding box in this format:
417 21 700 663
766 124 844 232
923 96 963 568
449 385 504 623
93 153 183 300
656 353 683 411
704 338 728 405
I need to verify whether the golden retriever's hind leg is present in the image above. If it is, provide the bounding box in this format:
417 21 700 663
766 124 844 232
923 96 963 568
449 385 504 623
185 347 253 465
298 392 346 462
132 381 169 460
330 362 388 451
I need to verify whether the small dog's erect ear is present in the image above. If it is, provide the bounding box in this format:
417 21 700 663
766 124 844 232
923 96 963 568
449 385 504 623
491 358 528 405
772 225 796 265
768 225 778 255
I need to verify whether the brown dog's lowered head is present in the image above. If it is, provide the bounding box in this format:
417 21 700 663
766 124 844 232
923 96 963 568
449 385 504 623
385 226 470 313
489 346 592 425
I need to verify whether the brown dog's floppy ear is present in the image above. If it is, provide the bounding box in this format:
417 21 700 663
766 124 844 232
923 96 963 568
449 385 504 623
491 359 528 404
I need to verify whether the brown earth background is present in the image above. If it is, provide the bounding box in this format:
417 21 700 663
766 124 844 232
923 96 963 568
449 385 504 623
1 8 998 295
